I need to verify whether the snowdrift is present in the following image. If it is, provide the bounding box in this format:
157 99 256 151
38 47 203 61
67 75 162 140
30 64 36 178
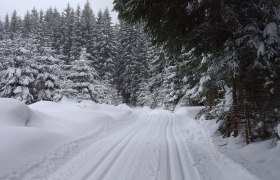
0 98 30 126
0 98 135 177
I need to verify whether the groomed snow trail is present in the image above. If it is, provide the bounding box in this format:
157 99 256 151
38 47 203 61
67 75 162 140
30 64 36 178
2 110 258 180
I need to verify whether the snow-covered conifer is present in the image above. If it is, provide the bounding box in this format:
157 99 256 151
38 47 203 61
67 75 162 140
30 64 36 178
64 48 100 101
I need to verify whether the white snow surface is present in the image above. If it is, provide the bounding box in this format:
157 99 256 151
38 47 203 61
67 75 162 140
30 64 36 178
0 98 30 126
0 98 278 180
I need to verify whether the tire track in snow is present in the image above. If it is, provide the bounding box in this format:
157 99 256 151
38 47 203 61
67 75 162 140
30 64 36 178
96 115 155 180
80 114 153 180
171 114 201 180
125 114 161 180
165 114 186 180
173 115 201 180
164 114 171 180
50 113 148 180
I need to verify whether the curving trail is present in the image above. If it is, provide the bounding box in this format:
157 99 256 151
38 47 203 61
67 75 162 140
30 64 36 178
2 110 258 180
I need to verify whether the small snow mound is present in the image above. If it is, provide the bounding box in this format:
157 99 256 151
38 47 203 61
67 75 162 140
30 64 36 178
175 106 203 119
116 104 131 110
0 98 30 126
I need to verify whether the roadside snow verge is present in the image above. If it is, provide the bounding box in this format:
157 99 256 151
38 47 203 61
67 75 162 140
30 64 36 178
0 98 135 177
175 107 259 180
184 107 280 180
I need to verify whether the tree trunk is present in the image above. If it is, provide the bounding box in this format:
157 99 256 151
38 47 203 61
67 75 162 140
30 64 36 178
244 101 251 144
232 75 238 137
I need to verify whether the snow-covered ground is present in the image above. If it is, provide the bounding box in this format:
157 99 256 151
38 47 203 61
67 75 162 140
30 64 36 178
0 98 279 180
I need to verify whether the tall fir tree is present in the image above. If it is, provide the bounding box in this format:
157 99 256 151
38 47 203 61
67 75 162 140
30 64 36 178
64 48 100 101
23 11 32 38
10 10 20 39
0 19 4 40
70 5 83 61
61 4 75 64
80 1 97 69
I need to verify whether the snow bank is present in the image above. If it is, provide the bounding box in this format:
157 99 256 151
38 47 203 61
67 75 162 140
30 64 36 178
0 99 68 175
197 112 280 180
176 109 259 180
0 98 30 126
0 98 135 177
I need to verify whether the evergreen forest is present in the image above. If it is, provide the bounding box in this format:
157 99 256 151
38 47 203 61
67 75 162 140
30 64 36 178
1 0 280 143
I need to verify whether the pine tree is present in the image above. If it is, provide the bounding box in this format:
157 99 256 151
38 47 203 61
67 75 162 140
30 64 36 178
23 11 32 38
80 1 97 68
96 8 117 81
0 40 37 104
30 8 40 35
64 48 100 101
52 8 63 54
34 55 61 101
60 4 75 64
116 22 149 105
44 8 63 54
4 14 10 35
27 35 62 102
70 5 83 61
10 10 20 38
0 19 4 40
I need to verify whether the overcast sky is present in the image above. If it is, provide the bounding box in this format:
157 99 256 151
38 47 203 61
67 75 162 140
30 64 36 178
0 0 118 23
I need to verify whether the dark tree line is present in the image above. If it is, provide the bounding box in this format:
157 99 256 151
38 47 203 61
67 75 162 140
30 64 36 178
114 0 280 143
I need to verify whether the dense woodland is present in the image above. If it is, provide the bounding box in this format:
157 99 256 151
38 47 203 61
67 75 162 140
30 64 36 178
0 0 280 144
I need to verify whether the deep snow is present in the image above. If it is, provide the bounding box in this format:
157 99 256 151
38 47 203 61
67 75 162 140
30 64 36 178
0 98 279 180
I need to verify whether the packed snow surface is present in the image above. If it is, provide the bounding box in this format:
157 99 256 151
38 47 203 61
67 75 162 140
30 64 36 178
0 98 278 180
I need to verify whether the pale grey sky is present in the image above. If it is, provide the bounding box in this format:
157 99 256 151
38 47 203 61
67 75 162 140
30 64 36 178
0 0 118 23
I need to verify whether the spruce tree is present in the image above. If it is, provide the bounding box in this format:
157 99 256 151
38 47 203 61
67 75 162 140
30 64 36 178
65 48 100 101
0 19 4 40
61 4 75 64
30 8 40 35
96 8 117 81
4 14 9 33
0 39 37 104
10 10 20 38
23 11 32 38
80 1 97 68
70 5 83 61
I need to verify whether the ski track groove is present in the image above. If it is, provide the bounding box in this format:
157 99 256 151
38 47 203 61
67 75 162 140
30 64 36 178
49 113 150 180
131 114 161 180
96 115 155 180
81 114 153 180
172 114 201 180
164 115 171 180
169 114 185 180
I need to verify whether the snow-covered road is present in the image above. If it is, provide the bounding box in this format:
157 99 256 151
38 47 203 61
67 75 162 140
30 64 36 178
69 113 200 180
0 99 260 180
